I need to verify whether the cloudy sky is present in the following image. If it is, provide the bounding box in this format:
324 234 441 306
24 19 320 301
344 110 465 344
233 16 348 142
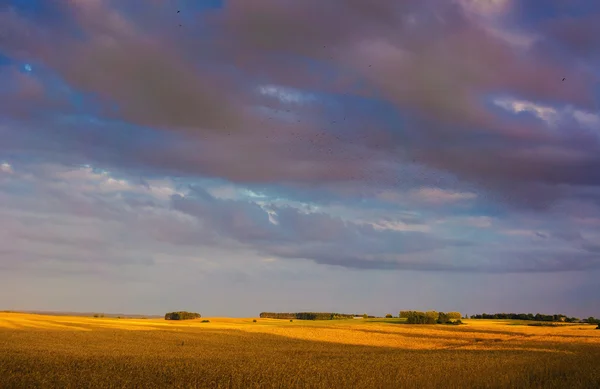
1 0 599 317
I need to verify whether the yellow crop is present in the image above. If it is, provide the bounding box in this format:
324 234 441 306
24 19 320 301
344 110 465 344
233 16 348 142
1 312 599 388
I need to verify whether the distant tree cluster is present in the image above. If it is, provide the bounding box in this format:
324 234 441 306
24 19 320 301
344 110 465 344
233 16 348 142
405 311 438 324
470 313 583 322
259 312 355 320
400 311 462 325
385 314 393 318
164 311 201 320
259 312 295 320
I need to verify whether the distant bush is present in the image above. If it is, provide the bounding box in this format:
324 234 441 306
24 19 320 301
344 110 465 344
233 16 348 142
453 320 463 325
406 311 438 324
363 313 368 319
259 312 295 319
259 312 355 320
437 312 450 324
385 314 393 318
402 311 463 325
164 311 201 320
93 313 104 318
290 319 293 322
253 319 257 323
471 313 582 322
201 320 210 323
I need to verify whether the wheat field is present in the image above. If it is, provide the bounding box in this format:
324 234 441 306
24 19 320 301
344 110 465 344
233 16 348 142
1 312 599 388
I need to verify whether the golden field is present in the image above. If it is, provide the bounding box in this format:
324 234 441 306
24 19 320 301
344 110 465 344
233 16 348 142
1 312 599 388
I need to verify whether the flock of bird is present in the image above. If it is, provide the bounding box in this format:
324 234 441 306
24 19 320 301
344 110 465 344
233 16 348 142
171 7 568 186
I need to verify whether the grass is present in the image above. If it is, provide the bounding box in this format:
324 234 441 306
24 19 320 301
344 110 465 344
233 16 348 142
1 313 599 388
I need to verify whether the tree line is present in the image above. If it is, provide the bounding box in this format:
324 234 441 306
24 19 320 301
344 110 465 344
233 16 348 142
399 311 462 324
259 312 356 320
469 313 598 323
164 311 201 320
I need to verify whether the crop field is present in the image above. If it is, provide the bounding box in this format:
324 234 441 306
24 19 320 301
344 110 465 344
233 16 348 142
1 313 599 388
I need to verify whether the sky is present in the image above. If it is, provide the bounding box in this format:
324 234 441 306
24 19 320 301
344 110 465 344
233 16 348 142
0 0 599 318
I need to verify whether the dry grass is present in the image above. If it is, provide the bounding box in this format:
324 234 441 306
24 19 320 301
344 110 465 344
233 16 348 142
1 313 599 388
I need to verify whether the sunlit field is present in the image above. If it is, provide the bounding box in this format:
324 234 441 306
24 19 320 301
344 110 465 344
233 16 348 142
1 313 599 388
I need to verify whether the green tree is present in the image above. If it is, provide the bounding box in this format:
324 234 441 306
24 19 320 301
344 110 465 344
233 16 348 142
406 311 437 324
437 312 450 324
164 311 201 320
447 312 462 320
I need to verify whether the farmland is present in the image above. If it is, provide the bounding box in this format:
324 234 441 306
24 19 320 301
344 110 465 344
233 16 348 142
1 312 599 388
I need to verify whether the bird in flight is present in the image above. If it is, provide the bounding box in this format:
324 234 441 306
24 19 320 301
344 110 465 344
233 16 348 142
562 78 565 81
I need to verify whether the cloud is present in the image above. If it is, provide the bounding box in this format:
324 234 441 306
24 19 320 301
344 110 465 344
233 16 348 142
493 97 559 125
5 160 598 274
170 188 472 270
1 0 600 281
494 96 600 133
411 187 477 204
1 0 598 206
0 162 12 174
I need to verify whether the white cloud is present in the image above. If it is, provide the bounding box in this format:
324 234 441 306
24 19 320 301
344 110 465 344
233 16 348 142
0 162 12 174
257 84 315 104
206 184 238 200
368 219 430 233
49 165 186 201
570 109 600 130
458 0 513 16
243 189 267 199
494 97 600 133
494 97 558 124
376 188 477 206
484 26 540 49
458 0 539 50
411 187 477 204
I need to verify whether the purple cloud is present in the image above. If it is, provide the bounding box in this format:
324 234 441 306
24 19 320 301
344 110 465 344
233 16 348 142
1 0 600 315
1 0 597 199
